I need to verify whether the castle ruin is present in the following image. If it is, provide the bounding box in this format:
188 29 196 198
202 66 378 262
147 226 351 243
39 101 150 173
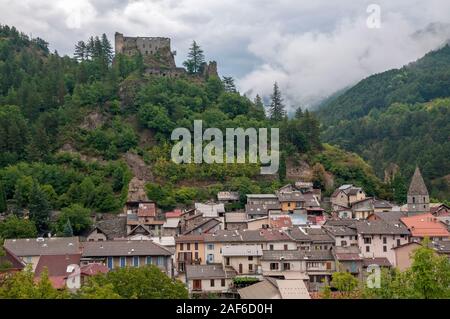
114 32 218 79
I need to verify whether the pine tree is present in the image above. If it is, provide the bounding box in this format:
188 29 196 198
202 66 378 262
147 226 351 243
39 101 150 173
63 219 74 237
183 41 205 74
269 82 286 121
101 33 113 64
295 106 304 119
0 180 6 213
86 36 95 60
28 183 51 233
222 76 236 92
254 94 265 111
74 41 86 61
93 36 103 59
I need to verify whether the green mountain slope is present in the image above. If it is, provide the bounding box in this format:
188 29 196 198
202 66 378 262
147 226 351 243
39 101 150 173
0 25 389 235
317 45 450 199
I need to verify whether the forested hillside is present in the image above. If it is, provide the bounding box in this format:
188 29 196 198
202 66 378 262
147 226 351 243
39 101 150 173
317 44 450 200
0 25 389 235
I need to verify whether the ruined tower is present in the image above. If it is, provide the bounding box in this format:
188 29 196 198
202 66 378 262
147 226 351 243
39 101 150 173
407 167 430 215
114 32 177 69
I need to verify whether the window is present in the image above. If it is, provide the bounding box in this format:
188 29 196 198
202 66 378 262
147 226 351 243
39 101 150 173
107 257 114 270
194 252 199 260
248 256 253 261
383 246 387 252
366 246 370 252
397 239 401 246
283 263 290 271
193 280 201 291
210 279 215 287
207 254 214 264
221 279 226 287
180 243 184 250
120 257 126 268
364 237 372 244
187 243 191 250
413 197 415 203
383 237 387 244
249 264 253 272
157 256 164 266
146 256 153 265
284 244 288 251
269 244 274 250
207 244 214 250
341 241 347 247
133 256 139 267
194 242 199 250
270 263 279 270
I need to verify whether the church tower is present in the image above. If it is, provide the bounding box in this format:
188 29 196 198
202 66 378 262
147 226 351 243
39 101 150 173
407 167 429 215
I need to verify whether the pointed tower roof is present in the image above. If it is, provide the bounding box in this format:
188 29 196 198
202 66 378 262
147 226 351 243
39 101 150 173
408 167 428 196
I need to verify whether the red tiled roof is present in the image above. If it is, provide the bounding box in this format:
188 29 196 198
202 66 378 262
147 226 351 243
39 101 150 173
400 213 450 238
137 202 156 217
166 209 182 218
34 254 81 289
80 263 109 276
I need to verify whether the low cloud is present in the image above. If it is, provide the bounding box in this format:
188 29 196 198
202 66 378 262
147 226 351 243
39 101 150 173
1 0 450 110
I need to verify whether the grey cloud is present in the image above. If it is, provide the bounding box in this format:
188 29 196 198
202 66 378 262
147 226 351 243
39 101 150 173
1 0 450 110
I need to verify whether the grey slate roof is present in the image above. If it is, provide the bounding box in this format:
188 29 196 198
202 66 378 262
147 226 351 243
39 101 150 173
323 225 357 237
262 250 305 261
353 220 410 235
4 237 80 257
81 240 172 257
245 203 281 215
303 228 335 243
303 249 334 261
408 167 429 196
186 264 236 279
373 211 407 223
95 217 127 239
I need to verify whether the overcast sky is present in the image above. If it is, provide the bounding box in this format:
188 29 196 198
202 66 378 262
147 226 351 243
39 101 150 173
1 0 450 110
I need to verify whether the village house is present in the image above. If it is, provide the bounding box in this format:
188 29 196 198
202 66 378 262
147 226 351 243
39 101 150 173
175 235 206 273
86 217 127 241
261 250 307 278
332 246 363 280
185 264 236 295
4 237 81 271
222 244 263 277
352 220 410 266
126 201 164 236
224 212 248 230
80 240 173 277
331 185 366 209
34 254 81 289
351 198 375 219
246 203 281 219
0 247 25 276
302 227 335 251
392 242 422 271
430 203 450 216
217 191 240 204
246 194 280 206
304 250 335 291
323 224 358 247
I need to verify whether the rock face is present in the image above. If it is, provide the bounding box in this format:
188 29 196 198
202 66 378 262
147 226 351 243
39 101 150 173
80 111 106 130
123 152 153 181
384 163 400 183
126 177 149 202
